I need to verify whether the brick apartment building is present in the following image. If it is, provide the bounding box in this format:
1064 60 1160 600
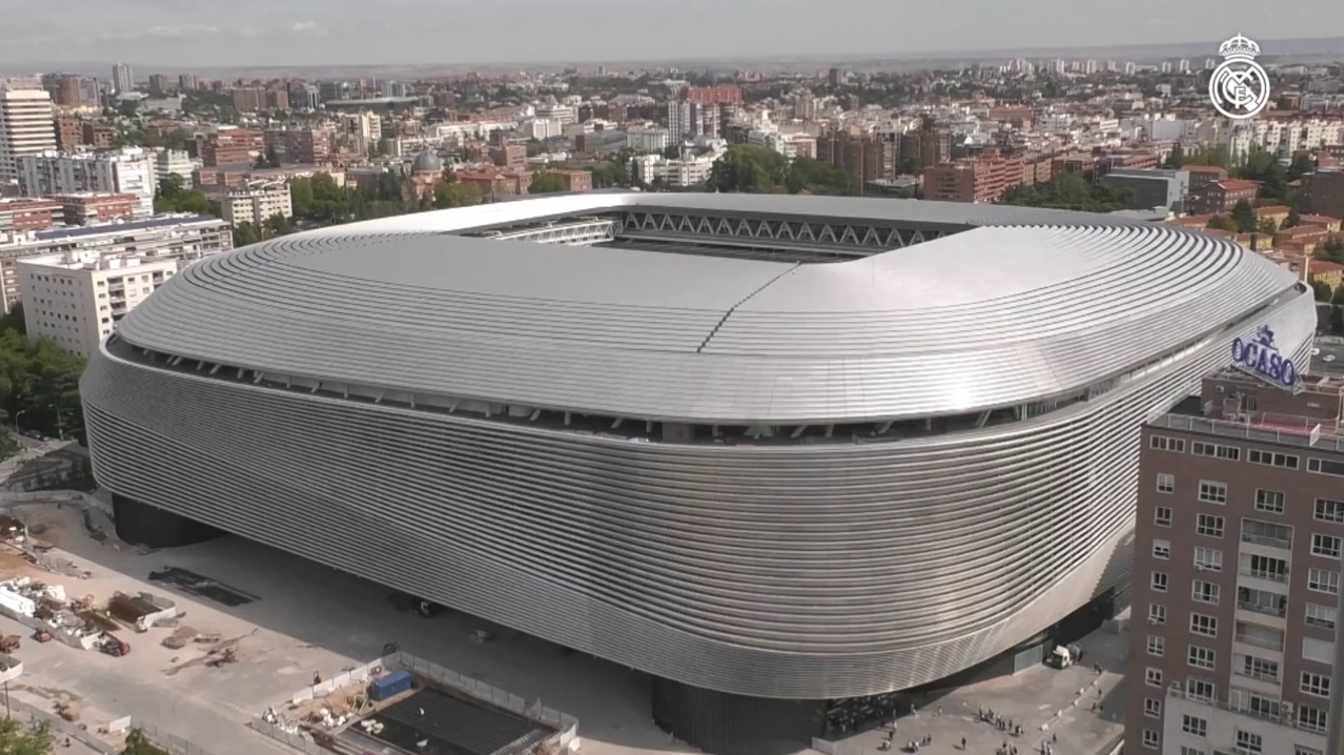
1189 178 1260 216
816 130 898 195
490 143 527 171
0 197 59 232
200 128 262 167
924 154 1025 203
549 169 592 193
50 192 137 225
1305 170 1344 220
264 128 332 165
683 85 743 106
1127 365 1344 755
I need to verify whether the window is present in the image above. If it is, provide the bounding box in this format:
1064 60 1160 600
1187 644 1216 670
1142 729 1159 750
1249 449 1299 469
1186 677 1215 702
1144 697 1161 717
1230 688 1280 720
1149 603 1167 625
1237 586 1286 617
1154 505 1173 527
1180 748 1208 755
1152 539 1171 560
1296 746 1324 755
1192 441 1240 461
1298 705 1328 735
1151 571 1168 592
1237 654 1279 682
1194 546 1222 572
1312 534 1341 559
1305 602 1335 630
1192 579 1220 605
1235 729 1262 755
1156 473 1175 494
1145 667 1163 687
1181 714 1207 736
1301 671 1330 698
1190 612 1217 637
1246 554 1288 582
1308 568 1340 594
1147 634 1165 656
1236 621 1284 651
1241 519 1292 548
1197 513 1224 537
1308 457 1344 477
1151 435 1186 452
1315 498 1344 523
1198 480 1227 504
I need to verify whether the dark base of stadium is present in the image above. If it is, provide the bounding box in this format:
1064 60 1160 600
110 498 1123 755
112 494 222 548
652 588 1122 755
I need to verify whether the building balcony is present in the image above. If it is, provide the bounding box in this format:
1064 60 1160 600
1151 412 1344 452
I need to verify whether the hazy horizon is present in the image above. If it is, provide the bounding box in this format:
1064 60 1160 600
3 0 1343 72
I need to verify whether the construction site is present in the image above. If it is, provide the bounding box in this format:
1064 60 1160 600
0 491 635 755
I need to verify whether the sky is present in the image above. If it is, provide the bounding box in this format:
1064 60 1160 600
1 0 1342 69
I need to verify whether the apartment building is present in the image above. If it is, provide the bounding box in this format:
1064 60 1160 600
199 128 262 167
0 215 232 313
154 148 195 188
1127 365 1344 755
0 83 57 186
49 193 137 225
19 251 178 355
923 155 1025 203
220 182 293 227
0 198 59 232
17 147 157 217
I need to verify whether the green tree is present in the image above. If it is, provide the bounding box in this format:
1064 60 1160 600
1163 143 1185 169
1206 215 1237 232
232 222 260 247
0 717 51 754
1313 280 1334 302
122 729 170 755
529 172 568 194
264 213 292 237
1334 285 1344 308
786 158 853 195
154 174 211 215
433 182 483 209
708 145 788 193
1285 207 1301 228
1257 219 1278 236
1231 199 1257 233
290 177 314 218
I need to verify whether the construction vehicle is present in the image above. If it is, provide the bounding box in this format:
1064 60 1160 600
1047 645 1074 669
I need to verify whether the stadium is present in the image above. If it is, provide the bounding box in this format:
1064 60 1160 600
81 193 1315 748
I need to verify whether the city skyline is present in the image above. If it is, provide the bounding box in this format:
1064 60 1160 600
2 0 1344 69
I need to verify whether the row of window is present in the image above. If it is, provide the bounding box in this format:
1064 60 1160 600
1151 531 1343 562
1156 473 1344 521
1149 435 1303 470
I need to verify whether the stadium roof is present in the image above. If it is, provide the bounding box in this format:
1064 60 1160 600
113 193 1302 424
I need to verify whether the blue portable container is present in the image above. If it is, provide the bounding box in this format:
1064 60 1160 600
369 670 413 700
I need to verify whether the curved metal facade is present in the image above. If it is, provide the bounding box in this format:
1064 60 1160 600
81 194 1317 699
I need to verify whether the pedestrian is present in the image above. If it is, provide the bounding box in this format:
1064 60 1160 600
961 736 966 750
1052 732 1058 743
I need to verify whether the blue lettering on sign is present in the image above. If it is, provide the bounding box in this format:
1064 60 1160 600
1231 325 1297 389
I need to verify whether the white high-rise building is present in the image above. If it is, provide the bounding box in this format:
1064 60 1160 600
17 147 157 217
0 82 57 187
220 182 293 228
154 148 195 188
112 63 134 94
18 250 178 356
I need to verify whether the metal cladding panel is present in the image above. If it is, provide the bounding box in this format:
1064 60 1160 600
112 195 1297 424
81 289 1316 699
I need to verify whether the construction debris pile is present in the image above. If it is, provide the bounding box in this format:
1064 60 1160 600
0 577 155 655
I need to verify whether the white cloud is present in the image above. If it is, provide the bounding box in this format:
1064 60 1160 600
290 20 324 34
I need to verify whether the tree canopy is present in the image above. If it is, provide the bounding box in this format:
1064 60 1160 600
0 701 52 753
154 174 211 215
706 145 861 195
529 172 569 194
998 172 1135 213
